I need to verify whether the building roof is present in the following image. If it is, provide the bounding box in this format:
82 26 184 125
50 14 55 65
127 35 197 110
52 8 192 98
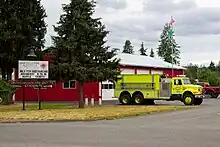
114 53 186 70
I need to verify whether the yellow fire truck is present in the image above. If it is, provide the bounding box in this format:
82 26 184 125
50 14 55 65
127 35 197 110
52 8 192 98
114 74 204 106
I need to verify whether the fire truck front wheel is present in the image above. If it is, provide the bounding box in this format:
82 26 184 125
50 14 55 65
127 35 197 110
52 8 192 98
194 98 203 105
183 93 195 106
119 93 132 105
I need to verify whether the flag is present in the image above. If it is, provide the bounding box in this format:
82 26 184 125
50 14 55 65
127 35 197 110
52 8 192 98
169 17 175 26
167 28 174 37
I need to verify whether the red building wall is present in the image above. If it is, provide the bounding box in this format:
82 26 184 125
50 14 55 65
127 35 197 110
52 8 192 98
14 59 184 102
15 81 100 102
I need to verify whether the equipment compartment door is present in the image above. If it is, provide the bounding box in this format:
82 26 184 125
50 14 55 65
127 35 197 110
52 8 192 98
160 83 171 97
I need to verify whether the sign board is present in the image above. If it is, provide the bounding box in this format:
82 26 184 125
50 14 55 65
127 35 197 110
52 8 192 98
9 80 56 88
18 60 49 79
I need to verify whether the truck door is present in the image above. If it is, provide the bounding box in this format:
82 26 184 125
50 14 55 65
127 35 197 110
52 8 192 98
172 79 183 94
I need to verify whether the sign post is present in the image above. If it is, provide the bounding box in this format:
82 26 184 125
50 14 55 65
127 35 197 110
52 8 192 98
18 60 49 110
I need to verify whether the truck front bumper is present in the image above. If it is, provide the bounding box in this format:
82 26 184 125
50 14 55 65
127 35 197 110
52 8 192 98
194 94 206 98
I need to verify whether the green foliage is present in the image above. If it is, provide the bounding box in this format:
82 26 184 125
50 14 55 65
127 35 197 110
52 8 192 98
184 63 198 83
139 42 147 56
0 80 17 105
186 63 220 86
50 0 120 107
123 40 134 54
157 23 181 64
196 67 220 86
216 61 220 74
208 61 215 71
0 0 47 79
150 48 155 57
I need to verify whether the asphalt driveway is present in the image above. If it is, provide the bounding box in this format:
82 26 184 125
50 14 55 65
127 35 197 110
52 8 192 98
0 99 220 147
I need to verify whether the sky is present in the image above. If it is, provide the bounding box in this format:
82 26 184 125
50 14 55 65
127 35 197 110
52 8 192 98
41 0 220 66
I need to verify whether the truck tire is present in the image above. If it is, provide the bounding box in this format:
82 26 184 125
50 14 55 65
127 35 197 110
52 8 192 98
119 93 132 105
211 93 219 98
194 98 203 105
132 93 144 105
183 94 194 106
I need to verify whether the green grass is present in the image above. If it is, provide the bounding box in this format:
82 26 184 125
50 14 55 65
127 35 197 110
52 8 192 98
0 104 198 123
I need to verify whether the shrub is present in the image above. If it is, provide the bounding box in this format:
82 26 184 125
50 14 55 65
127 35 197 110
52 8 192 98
0 79 17 105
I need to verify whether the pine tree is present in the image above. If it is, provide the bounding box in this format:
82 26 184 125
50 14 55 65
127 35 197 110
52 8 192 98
216 61 220 75
122 40 134 54
0 0 47 80
157 23 180 64
150 48 155 57
209 61 215 71
139 42 147 56
50 0 120 108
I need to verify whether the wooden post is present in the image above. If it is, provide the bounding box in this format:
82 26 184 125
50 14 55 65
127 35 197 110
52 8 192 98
91 97 94 106
37 80 41 110
98 98 102 106
85 97 88 106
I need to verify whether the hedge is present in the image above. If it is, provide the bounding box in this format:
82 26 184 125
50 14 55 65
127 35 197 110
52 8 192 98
0 79 17 105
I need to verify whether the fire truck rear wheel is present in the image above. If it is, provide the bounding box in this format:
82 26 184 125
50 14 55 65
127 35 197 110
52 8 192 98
132 93 144 105
183 94 194 106
119 93 132 105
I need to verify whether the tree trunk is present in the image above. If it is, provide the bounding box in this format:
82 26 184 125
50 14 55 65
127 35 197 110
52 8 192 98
1 68 6 80
6 67 13 105
78 81 84 108
7 67 12 81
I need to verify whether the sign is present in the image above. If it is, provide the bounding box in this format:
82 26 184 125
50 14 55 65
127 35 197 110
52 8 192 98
18 60 49 79
9 80 56 88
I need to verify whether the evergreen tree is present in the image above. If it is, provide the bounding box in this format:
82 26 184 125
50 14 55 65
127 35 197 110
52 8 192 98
139 42 147 56
216 61 220 74
50 0 120 108
157 23 180 64
185 63 199 83
209 61 215 71
0 0 47 80
150 48 155 57
122 40 134 54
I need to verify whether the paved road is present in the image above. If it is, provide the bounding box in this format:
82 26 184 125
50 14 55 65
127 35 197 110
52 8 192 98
1 99 220 147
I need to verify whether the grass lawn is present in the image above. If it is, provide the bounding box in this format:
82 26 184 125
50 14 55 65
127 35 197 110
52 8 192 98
0 103 198 123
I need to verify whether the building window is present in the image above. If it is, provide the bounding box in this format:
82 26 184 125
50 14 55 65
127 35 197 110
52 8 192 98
102 83 115 89
63 80 76 89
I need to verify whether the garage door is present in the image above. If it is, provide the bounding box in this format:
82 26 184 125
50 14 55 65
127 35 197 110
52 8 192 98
151 70 163 74
101 80 116 100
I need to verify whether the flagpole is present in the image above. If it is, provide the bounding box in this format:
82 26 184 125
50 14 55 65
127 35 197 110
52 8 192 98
170 16 174 78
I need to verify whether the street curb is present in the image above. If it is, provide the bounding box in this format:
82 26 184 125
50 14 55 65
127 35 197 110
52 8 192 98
0 119 105 124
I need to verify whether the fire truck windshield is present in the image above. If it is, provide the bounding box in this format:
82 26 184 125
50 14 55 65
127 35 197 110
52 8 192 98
183 78 191 85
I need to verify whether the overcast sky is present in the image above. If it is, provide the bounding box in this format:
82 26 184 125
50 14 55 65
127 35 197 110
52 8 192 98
41 0 220 66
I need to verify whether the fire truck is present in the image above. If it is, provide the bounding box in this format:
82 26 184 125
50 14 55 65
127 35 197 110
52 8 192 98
114 74 204 106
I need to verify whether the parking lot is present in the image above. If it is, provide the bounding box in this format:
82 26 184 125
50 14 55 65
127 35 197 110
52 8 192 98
0 98 220 147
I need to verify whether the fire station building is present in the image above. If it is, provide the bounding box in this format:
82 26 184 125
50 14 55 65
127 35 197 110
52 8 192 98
14 53 185 102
